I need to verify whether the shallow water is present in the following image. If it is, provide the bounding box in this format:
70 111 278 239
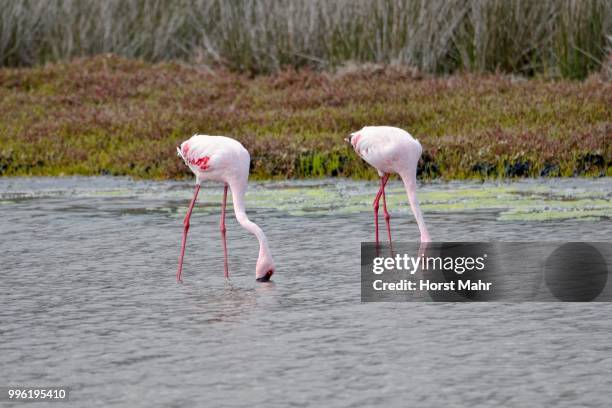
1 177 611 407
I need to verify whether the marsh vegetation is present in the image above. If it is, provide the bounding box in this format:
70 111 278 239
0 56 609 179
0 1 610 179
1 0 610 79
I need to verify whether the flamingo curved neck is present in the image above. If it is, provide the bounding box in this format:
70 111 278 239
398 171 430 242
229 186 273 260
240 214 272 258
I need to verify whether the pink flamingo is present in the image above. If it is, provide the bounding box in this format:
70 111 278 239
346 126 431 244
176 135 275 283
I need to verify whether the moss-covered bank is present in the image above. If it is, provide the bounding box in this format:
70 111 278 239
0 56 609 179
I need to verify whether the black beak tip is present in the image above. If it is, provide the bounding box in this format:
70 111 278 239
256 271 273 282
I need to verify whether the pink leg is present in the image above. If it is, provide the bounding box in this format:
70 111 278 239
373 185 383 245
381 177 392 245
177 184 201 283
220 184 229 279
372 174 390 245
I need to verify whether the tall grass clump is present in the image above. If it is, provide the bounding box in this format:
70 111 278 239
0 0 610 78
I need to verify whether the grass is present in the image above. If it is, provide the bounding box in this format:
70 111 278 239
0 0 610 80
0 55 610 180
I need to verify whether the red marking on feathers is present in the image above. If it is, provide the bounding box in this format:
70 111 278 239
189 156 211 171
181 142 210 170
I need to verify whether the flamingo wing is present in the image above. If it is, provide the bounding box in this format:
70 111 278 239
351 130 400 174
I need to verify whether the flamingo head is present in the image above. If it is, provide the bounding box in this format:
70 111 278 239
255 255 275 282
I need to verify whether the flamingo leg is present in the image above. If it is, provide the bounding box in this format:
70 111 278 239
372 174 383 246
381 176 392 246
372 174 390 245
373 187 383 245
177 183 201 283
220 184 229 279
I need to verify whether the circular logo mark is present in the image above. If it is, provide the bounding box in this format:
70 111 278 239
544 243 608 302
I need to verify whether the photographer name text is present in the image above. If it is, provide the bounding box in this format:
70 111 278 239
373 279 492 291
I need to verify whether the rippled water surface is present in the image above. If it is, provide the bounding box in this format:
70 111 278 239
1 177 611 407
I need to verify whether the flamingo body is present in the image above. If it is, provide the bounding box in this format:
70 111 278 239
176 134 275 282
349 126 421 176
178 135 249 185
348 126 431 243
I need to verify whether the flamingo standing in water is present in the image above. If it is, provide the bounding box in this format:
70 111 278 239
346 126 431 244
176 135 275 283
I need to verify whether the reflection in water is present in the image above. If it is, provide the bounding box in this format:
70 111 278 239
178 281 257 324
1 177 611 407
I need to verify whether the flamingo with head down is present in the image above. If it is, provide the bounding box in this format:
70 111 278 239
346 126 431 244
176 134 275 283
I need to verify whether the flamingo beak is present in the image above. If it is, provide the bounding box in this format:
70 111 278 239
256 270 274 282
344 135 352 144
